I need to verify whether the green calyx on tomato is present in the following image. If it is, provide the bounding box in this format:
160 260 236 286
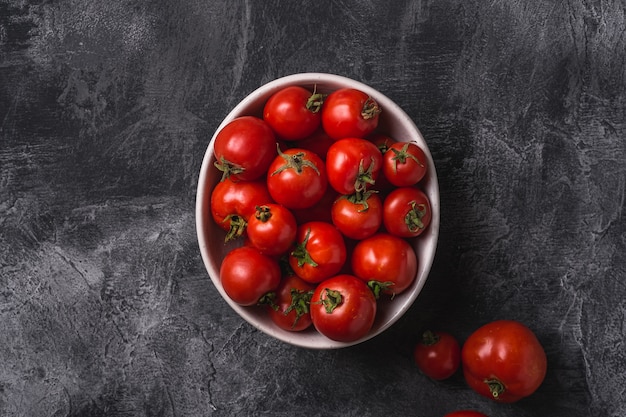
317 288 343 313
339 189 378 212
222 214 247 241
290 227 319 268
214 155 245 182
389 142 424 174
366 280 394 299
254 205 273 222
283 288 315 327
272 145 321 176
305 86 326 113
484 378 506 400
420 329 441 346
405 200 427 233
361 97 382 120
354 157 378 193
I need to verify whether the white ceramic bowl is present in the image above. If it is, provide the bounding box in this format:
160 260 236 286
196 73 440 349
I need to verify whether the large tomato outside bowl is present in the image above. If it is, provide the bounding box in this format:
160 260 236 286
195 73 440 349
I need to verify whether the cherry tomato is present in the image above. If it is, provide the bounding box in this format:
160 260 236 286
367 133 396 154
263 86 324 140
321 88 381 140
443 411 489 417
213 116 276 181
326 137 383 194
382 141 428 187
267 147 328 209
351 233 417 297
210 178 273 241
310 274 377 342
413 330 461 380
246 203 297 256
462 320 547 403
383 187 432 238
219 246 281 306
266 274 315 332
331 191 382 240
289 221 347 284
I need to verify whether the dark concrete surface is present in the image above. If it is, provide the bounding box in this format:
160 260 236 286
1 1 625 416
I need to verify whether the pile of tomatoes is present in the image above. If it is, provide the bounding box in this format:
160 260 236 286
209 85 432 343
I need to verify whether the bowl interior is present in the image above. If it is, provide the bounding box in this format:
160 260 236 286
196 73 440 349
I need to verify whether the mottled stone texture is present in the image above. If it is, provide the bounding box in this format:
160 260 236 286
1 0 624 416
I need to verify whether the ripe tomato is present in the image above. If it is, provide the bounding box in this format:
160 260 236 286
210 178 273 241
213 116 276 181
289 221 347 284
413 330 461 380
263 86 324 141
310 274 377 342
383 187 432 238
267 147 328 209
351 233 417 297
321 88 381 140
367 133 396 154
382 141 428 187
219 246 281 306
291 186 338 225
443 411 489 417
462 320 547 403
246 203 297 256
326 137 383 194
331 191 382 240
266 274 315 332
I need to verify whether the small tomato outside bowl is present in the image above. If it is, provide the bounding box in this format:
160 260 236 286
195 73 440 349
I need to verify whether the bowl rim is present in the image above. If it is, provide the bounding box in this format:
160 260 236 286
196 72 440 349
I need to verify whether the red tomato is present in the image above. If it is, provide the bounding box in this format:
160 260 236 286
267 147 328 209
267 274 315 332
326 137 383 194
310 274 377 342
443 412 489 417
382 141 428 187
213 116 276 181
246 203 297 256
321 88 381 140
210 178 273 241
331 191 382 240
367 133 396 154
219 246 281 306
293 128 334 160
263 86 324 140
413 330 461 380
383 187 432 238
351 233 417 297
289 221 347 284
462 320 547 403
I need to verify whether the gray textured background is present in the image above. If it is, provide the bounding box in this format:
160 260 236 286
1 1 625 416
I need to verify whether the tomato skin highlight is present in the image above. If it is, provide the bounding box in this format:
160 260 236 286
351 233 417 296
310 274 377 342
462 320 547 403
413 330 461 380
289 221 347 284
321 88 381 140
219 246 281 306
213 116 277 181
263 86 323 141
